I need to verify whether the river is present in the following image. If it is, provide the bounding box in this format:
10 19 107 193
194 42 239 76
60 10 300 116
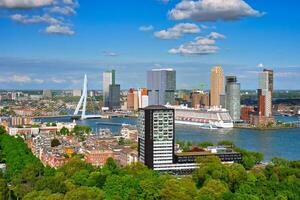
36 115 300 161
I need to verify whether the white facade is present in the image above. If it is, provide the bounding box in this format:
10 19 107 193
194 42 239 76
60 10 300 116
259 71 273 117
138 108 175 170
138 89 149 108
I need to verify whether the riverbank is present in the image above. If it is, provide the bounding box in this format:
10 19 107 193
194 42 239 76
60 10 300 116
234 124 298 130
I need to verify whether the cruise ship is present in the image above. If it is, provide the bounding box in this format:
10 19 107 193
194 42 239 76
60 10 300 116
165 105 233 129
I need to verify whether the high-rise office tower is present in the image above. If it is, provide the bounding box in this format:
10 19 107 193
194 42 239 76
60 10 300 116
147 69 176 105
225 76 241 121
258 69 273 117
138 105 175 170
138 88 149 108
127 88 135 111
127 88 139 111
102 70 115 107
108 84 120 110
210 66 224 107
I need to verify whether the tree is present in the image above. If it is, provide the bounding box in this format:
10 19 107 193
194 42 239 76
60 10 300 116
197 179 229 199
73 125 92 136
23 190 64 200
0 126 6 135
64 186 104 200
60 127 70 136
198 141 214 148
218 140 235 147
160 177 197 200
0 178 8 200
193 156 228 187
51 139 61 147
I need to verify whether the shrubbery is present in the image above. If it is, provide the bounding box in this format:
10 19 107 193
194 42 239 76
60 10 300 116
0 129 299 199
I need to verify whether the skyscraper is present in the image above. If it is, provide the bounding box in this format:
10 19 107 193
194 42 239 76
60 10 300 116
127 88 135 111
210 66 224 107
138 88 149 108
147 69 176 105
102 70 115 107
225 76 241 121
108 84 120 110
258 69 273 117
138 105 175 170
127 88 139 111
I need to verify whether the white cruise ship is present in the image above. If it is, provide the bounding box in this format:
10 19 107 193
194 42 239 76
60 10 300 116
165 105 233 129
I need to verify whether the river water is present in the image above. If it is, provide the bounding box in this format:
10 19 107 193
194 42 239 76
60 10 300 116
37 115 300 161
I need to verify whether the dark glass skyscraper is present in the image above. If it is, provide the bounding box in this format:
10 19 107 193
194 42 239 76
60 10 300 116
108 84 120 110
147 69 176 105
225 76 241 121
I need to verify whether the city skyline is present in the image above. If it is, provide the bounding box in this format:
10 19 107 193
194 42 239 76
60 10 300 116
0 0 300 90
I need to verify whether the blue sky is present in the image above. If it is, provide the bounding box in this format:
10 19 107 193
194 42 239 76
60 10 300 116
0 0 299 90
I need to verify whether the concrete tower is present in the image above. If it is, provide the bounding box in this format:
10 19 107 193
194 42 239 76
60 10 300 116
210 66 224 107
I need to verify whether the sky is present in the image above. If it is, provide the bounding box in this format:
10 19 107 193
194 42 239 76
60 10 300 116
0 0 300 90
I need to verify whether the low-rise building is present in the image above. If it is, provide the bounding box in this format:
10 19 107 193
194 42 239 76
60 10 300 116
118 148 138 167
84 149 114 167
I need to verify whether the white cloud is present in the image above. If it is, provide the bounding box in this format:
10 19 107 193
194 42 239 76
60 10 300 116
50 6 76 16
169 0 264 22
102 51 118 57
139 25 154 32
63 0 77 6
257 63 264 68
154 23 200 39
33 79 45 84
168 32 225 55
10 75 31 83
45 24 74 35
6 0 79 36
0 0 54 8
0 74 33 83
208 32 225 40
10 14 61 25
0 0 55 9
51 78 66 84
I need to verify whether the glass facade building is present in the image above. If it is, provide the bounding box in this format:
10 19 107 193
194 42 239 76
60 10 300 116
108 84 120 110
147 69 176 105
225 76 241 121
102 70 115 107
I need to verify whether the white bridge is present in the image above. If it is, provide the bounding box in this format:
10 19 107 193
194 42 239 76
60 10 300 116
74 74 104 120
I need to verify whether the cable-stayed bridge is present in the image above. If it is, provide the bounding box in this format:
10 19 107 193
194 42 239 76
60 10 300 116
74 74 105 120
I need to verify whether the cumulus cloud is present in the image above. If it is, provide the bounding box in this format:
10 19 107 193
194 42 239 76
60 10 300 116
6 0 78 36
169 0 264 22
208 32 226 40
154 23 200 39
0 0 54 8
168 32 225 55
45 24 74 35
10 14 61 25
50 6 76 16
63 0 78 6
139 25 154 32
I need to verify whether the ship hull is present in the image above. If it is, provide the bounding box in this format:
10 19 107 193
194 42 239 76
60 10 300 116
175 120 233 129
